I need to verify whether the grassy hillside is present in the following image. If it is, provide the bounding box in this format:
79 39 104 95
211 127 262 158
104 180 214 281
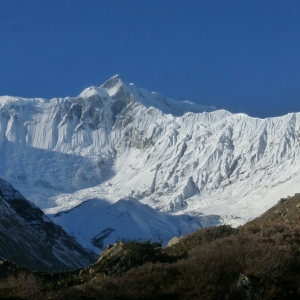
2 194 300 299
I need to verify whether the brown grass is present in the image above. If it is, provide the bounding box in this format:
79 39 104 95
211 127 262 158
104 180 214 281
0 271 43 299
4 195 300 299
45 223 300 299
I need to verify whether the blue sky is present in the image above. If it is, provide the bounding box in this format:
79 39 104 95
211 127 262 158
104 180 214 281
0 1 299 118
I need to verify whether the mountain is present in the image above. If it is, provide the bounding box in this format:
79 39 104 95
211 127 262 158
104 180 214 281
0 75 300 251
0 178 97 271
52 197 215 253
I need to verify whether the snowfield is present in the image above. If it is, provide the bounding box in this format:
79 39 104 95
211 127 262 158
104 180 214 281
1 75 300 253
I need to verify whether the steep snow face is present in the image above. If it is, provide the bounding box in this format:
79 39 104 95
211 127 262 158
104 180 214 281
1 75 300 251
0 93 116 189
0 178 97 271
110 105 300 220
0 75 215 192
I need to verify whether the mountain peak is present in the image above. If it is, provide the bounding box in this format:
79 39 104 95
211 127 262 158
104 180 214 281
111 74 122 80
100 74 126 92
99 75 216 116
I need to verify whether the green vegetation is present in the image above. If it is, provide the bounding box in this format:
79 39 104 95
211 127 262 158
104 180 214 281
2 194 300 299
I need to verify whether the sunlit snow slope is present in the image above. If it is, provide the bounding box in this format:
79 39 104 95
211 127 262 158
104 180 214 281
1 75 299 252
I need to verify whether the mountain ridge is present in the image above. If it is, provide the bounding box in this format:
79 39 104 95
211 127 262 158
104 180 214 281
1 75 300 251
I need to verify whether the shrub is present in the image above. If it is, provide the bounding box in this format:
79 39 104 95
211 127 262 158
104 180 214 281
165 225 238 256
0 271 43 299
123 240 162 263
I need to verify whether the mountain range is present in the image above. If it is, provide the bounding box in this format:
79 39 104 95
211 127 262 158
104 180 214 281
1 75 300 253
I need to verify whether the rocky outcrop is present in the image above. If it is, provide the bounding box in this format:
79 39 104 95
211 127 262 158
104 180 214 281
80 240 166 278
80 242 126 277
166 236 181 247
235 273 263 300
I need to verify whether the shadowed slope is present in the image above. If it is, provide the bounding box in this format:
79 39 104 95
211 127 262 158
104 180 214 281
0 178 97 271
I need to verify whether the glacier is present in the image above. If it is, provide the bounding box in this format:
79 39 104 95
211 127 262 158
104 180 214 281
1 74 300 253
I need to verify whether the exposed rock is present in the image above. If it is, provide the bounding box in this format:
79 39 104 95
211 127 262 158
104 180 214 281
167 236 181 247
92 228 115 249
97 242 125 262
235 273 263 300
277 198 288 205
80 242 125 277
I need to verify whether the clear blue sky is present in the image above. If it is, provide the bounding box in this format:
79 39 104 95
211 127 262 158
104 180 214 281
0 0 299 118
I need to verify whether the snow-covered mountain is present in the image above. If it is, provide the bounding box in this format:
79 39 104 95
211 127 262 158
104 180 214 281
1 75 300 252
0 178 96 271
53 197 211 254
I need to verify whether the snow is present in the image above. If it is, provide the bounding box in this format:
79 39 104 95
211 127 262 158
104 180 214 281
1 75 300 252
53 197 206 253
79 86 109 99
100 75 216 116
0 96 47 110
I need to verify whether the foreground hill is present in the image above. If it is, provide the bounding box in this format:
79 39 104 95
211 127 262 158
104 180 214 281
2 193 300 299
0 178 97 271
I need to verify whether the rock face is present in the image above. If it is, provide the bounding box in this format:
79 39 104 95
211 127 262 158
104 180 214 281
235 273 262 300
167 236 181 247
0 178 97 271
80 242 125 277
